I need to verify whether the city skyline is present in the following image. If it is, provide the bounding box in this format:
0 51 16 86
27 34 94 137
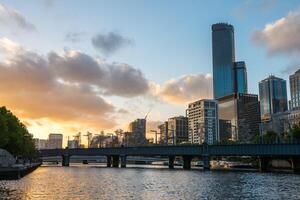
0 0 300 142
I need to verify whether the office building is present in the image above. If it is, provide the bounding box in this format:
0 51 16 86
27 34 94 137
290 69 300 110
234 61 248 94
260 111 290 135
48 133 63 149
158 121 168 145
128 119 147 145
219 119 232 141
187 99 219 145
212 23 235 99
167 116 188 145
218 93 261 142
259 75 288 120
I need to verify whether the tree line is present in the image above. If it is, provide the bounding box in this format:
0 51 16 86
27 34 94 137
0 107 36 157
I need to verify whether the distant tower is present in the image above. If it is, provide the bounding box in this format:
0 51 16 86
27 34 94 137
259 75 288 119
212 23 235 99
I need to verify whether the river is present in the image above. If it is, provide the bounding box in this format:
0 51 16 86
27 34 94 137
1 165 300 199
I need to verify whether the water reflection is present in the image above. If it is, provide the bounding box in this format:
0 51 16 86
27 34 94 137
1 166 300 199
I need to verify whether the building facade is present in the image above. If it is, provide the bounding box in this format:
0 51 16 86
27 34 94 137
234 61 248 94
218 93 260 143
187 99 219 145
48 133 63 149
158 121 168 145
259 75 288 120
167 116 188 145
212 23 235 99
128 119 147 146
290 69 300 110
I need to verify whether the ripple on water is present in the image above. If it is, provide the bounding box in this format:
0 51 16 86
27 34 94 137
0 166 300 200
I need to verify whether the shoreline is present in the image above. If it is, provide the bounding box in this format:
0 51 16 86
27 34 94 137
0 163 41 180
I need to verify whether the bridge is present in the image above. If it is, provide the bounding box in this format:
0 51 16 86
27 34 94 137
39 144 300 172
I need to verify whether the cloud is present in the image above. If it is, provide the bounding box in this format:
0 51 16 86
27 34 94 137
252 8 300 56
92 31 133 55
0 37 22 55
153 74 212 105
65 32 86 43
252 8 300 74
48 50 149 97
0 38 150 132
0 3 36 31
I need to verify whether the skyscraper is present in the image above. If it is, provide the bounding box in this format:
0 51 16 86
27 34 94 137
259 75 288 119
290 69 300 110
212 23 235 99
234 61 248 94
187 99 219 145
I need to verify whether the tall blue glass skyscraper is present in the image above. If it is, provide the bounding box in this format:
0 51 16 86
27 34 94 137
212 23 235 99
259 75 288 119
234 61 248 94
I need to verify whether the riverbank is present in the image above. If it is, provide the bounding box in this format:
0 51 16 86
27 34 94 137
0 163 41 180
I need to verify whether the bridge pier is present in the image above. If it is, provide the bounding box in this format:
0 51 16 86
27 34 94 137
120 155 126 168
202 156 210 170
258 157 270 172
62 155 70 167
112 155 119 168
183 156 192 170
169 156 175 169
106 156 112 167
291 156 300 173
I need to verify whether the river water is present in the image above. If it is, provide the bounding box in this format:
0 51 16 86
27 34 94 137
1 165 300 200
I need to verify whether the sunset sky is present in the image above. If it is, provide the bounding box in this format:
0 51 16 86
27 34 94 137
0 0 299 143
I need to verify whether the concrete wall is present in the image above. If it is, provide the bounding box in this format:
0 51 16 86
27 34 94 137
0 149 16 167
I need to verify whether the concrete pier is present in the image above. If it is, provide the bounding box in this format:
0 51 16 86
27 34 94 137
62 155 70 167
120 155 126 168
112 155 119 168
169 156 175 169
106 156 112 167
183 156 192 170
202 156 210 170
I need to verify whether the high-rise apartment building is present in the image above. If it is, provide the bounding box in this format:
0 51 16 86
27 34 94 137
212 23 235 99
167 116 188 145
48 133 63 149
187 99 219 145
290 69 300 110
259 75 288 120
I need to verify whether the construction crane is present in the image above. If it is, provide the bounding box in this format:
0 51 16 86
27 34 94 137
144 107 152 120
84 132 93 148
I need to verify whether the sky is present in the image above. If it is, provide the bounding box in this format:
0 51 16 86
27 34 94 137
0 0 300 144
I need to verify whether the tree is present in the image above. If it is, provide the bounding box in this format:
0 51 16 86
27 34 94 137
288 122 300 143
0 107 36 157
251 130 279 144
